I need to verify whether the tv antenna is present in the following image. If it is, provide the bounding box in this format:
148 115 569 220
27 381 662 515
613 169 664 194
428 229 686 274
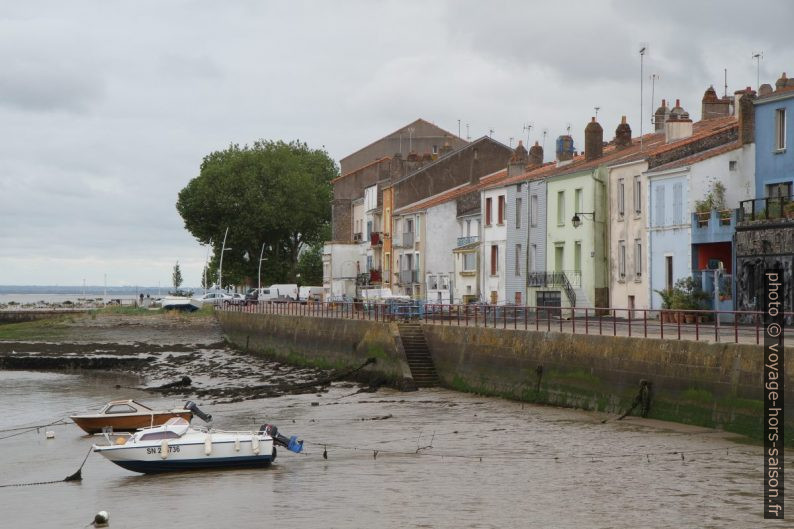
523 123 533 145
542 128 548 154
565 123 571 135
594 106 600 120
752 51 763 89
639 44 648 149
489 128 494 138
509 136 514 147
465 123 470 141
457 119 461 138
650 73 659 124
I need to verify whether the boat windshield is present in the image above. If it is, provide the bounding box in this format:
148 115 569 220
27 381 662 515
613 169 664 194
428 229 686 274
137 417 190 441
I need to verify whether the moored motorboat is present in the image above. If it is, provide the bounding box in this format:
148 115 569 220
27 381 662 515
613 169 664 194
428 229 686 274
93 416 303 474
160 296 203 311
70 400 201 434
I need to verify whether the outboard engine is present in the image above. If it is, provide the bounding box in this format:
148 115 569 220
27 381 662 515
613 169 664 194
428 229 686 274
184 401 212 423
260 423 303 453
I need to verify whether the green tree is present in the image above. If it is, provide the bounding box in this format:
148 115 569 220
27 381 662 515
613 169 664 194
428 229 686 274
296 242 324 286
172 261 183 291
176 140 337 286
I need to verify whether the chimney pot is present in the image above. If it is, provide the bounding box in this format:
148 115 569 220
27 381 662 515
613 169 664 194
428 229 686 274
584 118 604 161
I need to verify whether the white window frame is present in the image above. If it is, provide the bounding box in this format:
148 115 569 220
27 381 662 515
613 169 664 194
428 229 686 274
515 244 521 276
633 176 641 214
776 108 787 151
618 240 626 279
618 178 625 217
634 239 642 278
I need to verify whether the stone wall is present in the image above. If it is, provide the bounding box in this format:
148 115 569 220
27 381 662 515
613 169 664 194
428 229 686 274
218 311 793 443
218 311 414 388
422 324 793 443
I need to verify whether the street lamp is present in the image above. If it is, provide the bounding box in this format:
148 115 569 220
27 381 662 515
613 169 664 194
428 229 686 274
218 227 232 291
257 242 268 293
571 211 595 229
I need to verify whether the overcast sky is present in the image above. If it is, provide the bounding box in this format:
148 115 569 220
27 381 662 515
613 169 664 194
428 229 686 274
1 0 791 287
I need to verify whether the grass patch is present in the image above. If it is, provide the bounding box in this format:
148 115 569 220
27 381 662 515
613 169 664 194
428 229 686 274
0 317 72 341
96 306 157 316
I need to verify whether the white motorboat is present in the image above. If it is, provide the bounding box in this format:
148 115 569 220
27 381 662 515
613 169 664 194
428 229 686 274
160 296 203 312
93 416 303 474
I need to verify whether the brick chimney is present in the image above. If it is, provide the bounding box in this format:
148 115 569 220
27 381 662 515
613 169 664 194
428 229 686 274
555 135 574 165
701 85 731 120
584 117 603 161
737 89 755 145
507 140 529 177
527 141 543 169
654 99 670 132
665 99 693 143
614 116 632 150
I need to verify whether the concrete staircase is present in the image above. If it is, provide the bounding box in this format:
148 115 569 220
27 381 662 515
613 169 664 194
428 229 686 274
397 323 439 387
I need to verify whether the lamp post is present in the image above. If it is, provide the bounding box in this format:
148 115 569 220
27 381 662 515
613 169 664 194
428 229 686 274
571 211 595 229
258 242 268 293
218 227 232 291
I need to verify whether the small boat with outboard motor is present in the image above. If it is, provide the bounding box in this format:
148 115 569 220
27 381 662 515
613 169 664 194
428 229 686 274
70 400 202 434
92 403 303 473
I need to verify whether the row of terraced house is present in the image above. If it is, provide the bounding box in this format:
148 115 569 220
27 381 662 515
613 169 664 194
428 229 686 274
323 73 794 317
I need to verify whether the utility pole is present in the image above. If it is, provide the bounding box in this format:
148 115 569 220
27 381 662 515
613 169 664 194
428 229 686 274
457 119 461 138
218 227 230 291
639 45 647 150
753 51 763 89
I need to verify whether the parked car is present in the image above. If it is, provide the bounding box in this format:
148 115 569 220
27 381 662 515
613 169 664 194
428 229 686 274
225 293 246 306
198 292 234 306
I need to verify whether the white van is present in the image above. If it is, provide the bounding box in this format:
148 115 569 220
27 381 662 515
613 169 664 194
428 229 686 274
299 286 324 302
268 284 299 301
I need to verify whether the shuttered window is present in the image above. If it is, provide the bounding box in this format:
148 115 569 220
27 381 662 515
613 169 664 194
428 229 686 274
654 186 665 227
673 182 683 224
485 197 492 225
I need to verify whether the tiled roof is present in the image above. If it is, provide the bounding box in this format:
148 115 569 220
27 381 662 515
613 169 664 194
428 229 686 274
340 118 463 166
646 140 742 173
394 168 509 215
488 115 738 189
331 156 390 184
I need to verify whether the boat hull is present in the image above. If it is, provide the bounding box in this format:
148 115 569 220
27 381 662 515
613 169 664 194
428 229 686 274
95 436 276 474
71 412 193 434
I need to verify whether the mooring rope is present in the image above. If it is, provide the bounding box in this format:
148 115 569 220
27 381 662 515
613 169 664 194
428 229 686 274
0 445 92 488
0 418 72 441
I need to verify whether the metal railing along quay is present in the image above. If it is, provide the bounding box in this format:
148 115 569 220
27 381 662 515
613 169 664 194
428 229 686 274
220 301 794 346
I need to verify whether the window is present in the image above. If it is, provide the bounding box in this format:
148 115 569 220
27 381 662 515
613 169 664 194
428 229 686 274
490 245 499 275
673 182 683 224
557 191 565 225
618 241 626 278
665 256 674 291
406 218 413 233
485 197 492 225
432 144 438 155
366 255 372 272
554 244 563 272
105 404 136 414
385 252 390 279
515 244 522 276
530 195 538 227
530 244 537 272
497 195 505 224
515 292 522 305
463 252 476 271
575 188 583 215
766 182 793 198
574 241 581 273
466 219 471 236
634 239 642 277
729 161 737 171
617 178 625 217
775 108 786 151
633 176 641 214
654 186 665 227
366 220 372 239
415 215 421 241
515 197 522 228
140 431 181 441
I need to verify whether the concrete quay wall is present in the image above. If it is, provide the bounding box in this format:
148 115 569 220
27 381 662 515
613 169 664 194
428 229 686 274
218 311 791 443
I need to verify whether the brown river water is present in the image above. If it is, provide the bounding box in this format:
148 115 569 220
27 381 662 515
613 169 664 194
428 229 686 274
0 368 778 528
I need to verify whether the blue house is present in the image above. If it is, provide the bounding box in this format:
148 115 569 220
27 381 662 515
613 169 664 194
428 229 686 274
753 75 794 199
734 75 794 320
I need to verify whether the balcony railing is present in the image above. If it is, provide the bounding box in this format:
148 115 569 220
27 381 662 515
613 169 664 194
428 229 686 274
456 235 479 247
402 231 414 247
370 232 382 246
737 195 794 223
398 270 412 285
527 271 577 306
353 232 363 242
692 209 736 244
